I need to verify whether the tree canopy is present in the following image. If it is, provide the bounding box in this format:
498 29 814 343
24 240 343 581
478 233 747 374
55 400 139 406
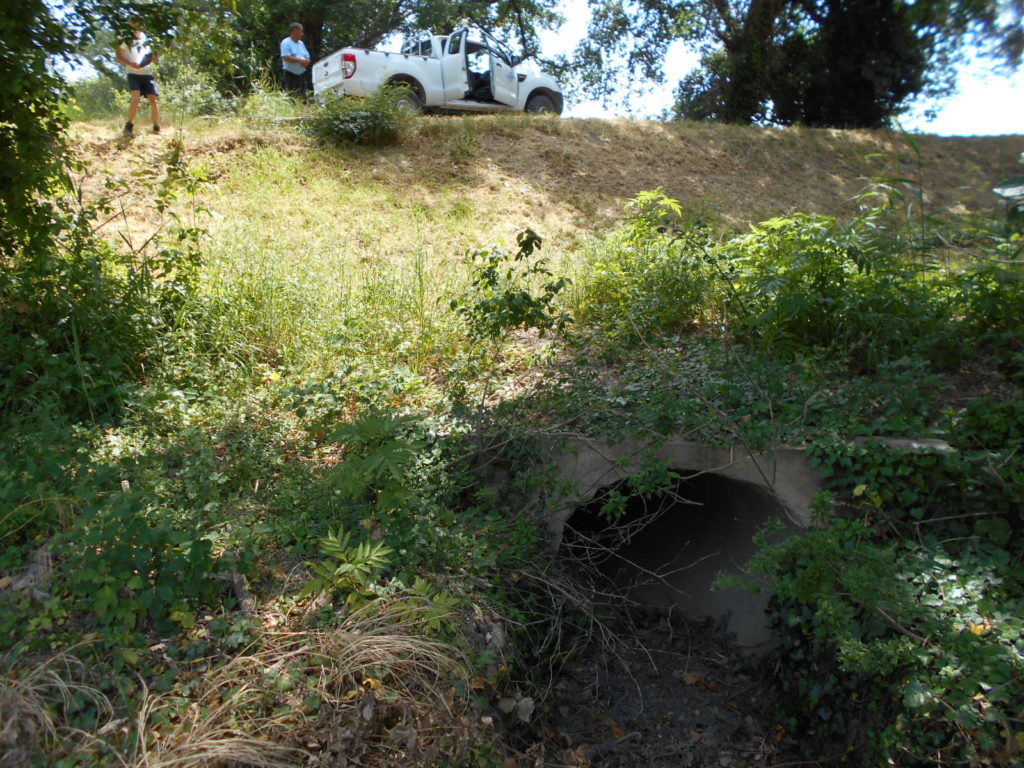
573 0 1024 127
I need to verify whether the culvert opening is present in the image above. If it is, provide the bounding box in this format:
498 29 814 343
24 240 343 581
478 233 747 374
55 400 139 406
559 470 793 647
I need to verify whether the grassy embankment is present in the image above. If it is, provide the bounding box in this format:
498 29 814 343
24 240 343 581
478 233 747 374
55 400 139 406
2 107 1023 767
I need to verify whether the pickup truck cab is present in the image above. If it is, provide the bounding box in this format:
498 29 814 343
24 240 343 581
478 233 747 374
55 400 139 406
312 27 564 115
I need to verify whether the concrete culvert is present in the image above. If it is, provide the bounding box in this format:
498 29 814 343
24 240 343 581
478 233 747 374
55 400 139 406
559 471 799 649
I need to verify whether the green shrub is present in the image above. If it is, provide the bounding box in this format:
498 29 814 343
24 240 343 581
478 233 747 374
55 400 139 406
451 229 572 341
306 87 411 146
951 263 1024 345
715 213 968 368
572 190 718 340
69 75 125 119
0 148 207 422
158 60 237 117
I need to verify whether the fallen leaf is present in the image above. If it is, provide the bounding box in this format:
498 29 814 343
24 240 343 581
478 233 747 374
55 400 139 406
969 618 993 635
469 676 488 691
563 745 591 767
0 576 12 590
683 672 702 685
516 697 535 723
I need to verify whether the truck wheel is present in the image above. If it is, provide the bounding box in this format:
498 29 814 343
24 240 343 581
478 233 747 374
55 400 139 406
525 93 556 114
396 88 424 114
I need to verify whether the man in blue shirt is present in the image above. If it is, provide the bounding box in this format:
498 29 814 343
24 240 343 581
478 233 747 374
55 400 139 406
280 23 311 99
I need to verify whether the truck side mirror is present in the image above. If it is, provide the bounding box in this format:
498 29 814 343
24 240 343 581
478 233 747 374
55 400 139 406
509 54 522 67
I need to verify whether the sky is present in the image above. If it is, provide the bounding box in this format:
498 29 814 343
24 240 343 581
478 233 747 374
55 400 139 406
538 0 1024 136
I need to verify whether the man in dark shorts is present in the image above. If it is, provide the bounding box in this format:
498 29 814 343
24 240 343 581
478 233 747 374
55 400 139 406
116 20 160 137
280 22 311 99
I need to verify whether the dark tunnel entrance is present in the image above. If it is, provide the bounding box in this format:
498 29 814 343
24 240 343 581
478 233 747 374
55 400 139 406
559 470 796 648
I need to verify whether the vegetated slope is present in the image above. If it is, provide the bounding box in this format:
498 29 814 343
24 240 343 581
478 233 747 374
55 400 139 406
71 116 1022 243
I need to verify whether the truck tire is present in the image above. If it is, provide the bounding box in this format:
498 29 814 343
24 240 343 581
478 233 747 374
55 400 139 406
396 87 424 114
525 93 556 114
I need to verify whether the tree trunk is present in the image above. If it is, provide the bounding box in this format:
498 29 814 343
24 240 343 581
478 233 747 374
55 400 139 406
720 0 788 122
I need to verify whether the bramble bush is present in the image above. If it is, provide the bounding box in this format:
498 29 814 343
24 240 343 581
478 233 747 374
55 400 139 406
573 190 1023 374
451 229 572 341
306 87 412 146
755 520 1024 766
745 425 1024 766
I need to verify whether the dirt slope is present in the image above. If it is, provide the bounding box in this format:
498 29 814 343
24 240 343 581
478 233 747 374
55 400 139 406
460 118 1022 227
69 117 1022 249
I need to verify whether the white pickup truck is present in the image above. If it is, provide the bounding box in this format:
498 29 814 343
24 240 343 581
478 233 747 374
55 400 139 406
312 27 564 115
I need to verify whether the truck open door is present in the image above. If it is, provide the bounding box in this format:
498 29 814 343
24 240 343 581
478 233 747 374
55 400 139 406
489 51 519 107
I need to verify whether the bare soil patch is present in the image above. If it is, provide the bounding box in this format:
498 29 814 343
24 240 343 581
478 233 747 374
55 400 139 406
527 609 781 768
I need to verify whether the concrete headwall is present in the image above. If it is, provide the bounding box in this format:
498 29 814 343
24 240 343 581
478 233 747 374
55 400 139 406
538 435 823 546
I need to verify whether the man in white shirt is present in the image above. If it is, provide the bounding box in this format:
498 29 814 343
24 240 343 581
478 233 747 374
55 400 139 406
280 23 311 99
115 20 160 137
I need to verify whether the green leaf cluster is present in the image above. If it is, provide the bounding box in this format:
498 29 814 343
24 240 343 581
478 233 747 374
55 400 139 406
451 229 572 341
302 527 393 608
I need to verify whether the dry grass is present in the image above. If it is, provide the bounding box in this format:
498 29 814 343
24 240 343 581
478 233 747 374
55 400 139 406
67 113 1022 287
117 684 302 768
250 604 481 766
0 606 483 767
106 603 488 768
0 650 111 768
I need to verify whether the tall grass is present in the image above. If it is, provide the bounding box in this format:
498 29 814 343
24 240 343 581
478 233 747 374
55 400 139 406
189 144 509 384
